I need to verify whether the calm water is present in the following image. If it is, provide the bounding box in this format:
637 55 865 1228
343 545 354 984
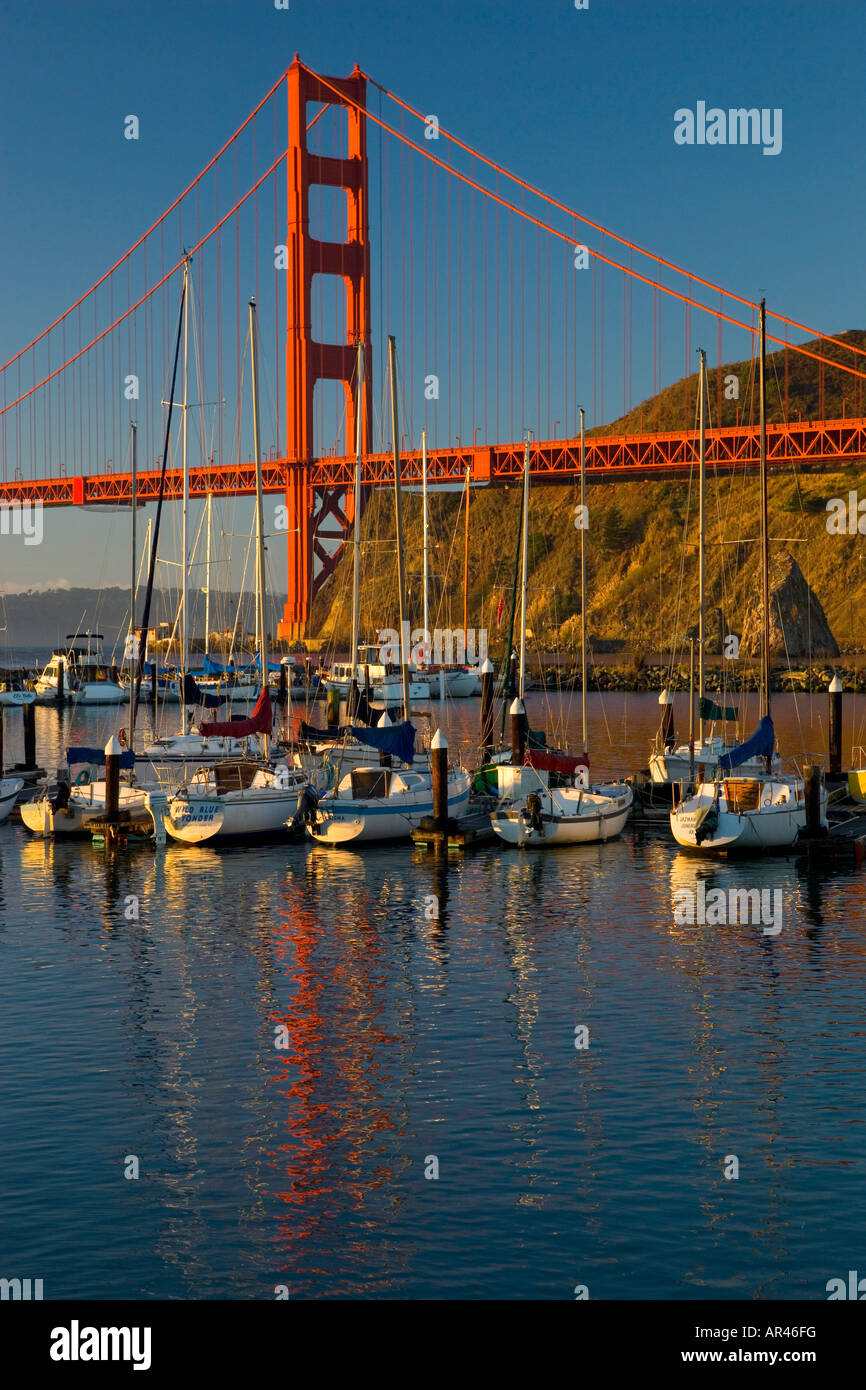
1 692 865 1300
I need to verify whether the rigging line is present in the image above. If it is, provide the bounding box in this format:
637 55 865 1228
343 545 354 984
361 67 866 364
1 150 288 419
1 68 292 376
305 63 866 380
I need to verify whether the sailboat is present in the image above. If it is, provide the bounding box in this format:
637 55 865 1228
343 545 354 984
162 294 311 844
650 350 781 785
0 776 23 824
671 304 828 853
308 335 472 845
491 415 633 847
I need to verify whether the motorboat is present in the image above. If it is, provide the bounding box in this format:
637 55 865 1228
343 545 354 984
35 634 125 705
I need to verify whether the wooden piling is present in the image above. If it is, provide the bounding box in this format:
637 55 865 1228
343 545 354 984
378 708 392 767
804 764 822 836
22 701 36 770
829 675 843 777
104 734 121 821
510 697 526 766
431 728 448 824
480 658 494 762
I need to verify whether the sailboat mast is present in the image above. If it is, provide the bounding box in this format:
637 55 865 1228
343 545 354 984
388 336 412 720
204 492 212 658
249 296 269 759
180 257 190 735
698 348 706 745
759 298 770 721
518 434 530 701
579 407 587 754
350 339 363 682
422 429 429 652
129 419 137 751
463 463 470 637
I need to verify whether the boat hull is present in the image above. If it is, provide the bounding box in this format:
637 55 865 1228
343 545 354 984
0 777 24 824
19 784 151 836
309 777 471 844
491 784 633 846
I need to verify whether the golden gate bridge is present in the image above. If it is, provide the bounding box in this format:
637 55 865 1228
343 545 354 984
2 57 866 637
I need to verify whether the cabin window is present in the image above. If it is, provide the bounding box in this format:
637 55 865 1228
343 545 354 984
350 768 390 798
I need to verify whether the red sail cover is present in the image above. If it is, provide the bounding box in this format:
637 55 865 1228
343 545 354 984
200 688 272 738
525 749 590 775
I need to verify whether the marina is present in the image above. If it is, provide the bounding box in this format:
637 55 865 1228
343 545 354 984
2 1 866 1350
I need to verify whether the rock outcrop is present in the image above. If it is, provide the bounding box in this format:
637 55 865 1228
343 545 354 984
738 550 839 657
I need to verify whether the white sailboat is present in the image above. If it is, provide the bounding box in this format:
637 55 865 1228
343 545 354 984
163 293 310 844
491 419 633 847
309 335 472 844
649 351 781 785
309 761 472 844
671 305 827 853
0 776 23 824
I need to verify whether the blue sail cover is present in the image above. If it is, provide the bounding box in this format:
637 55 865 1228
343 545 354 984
67 746 135 769
201 653 255 675
717 716 775 772
346 721 416 767
253 653 284 673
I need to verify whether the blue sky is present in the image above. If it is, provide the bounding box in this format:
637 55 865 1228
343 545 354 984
1 0 863 594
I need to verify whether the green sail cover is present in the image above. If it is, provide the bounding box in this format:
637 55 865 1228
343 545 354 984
698 697 738 721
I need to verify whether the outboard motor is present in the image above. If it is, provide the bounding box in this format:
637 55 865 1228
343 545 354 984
524 791 544 835
290 782 319 831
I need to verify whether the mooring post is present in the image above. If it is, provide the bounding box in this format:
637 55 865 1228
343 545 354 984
22 700 36 771
660 687 675 750
56 658 65 706
278 661 288 708
105 734 121 821
0 706 4 778
326 684 340 729
480 657 495 762
378 708 392 767
510 696 526 767
804 764 821 836
431 727 448 824
829 674 843 777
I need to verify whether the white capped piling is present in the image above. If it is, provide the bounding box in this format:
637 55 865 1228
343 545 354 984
659 687 675 750
480 657 495 762
829 674 843 776
510 696 526 766
431 728 448 824
104 734 122 820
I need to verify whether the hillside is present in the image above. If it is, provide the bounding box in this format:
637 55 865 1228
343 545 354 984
310 332 866 662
